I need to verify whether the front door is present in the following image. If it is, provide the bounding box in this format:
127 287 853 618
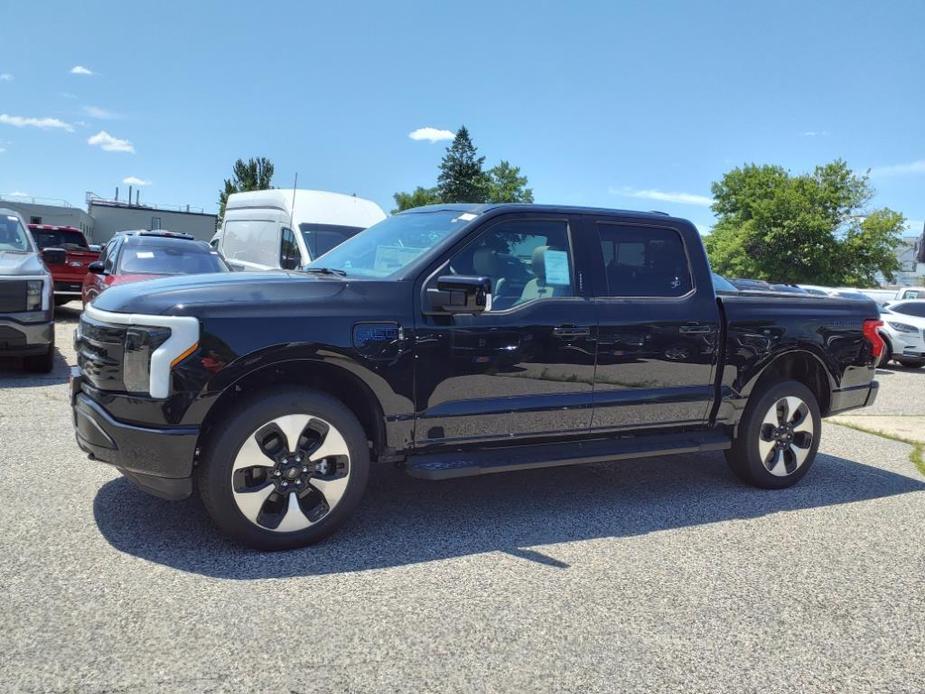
414 214 596 446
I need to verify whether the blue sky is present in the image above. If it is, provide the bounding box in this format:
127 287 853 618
1 0 924 234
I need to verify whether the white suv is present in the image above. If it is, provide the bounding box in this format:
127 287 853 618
880 300 925 368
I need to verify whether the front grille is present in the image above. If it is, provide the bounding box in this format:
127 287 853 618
76 315 126 391
0 280 27 313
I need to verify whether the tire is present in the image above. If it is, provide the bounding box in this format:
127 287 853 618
897 360 925 369
879 335 893 367
725 380 821 489
23 341 55 374
198 388 370 550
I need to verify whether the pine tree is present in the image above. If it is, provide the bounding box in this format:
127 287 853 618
218 157 275 221
436 126 489 203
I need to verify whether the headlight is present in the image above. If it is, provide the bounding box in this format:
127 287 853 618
887 321 918 334
123 326 172 393
26 280 43 311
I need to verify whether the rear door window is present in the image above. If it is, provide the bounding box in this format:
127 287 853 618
594 223 692 297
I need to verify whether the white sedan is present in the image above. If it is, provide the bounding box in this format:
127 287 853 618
880 300 925 368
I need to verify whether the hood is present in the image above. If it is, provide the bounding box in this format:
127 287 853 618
0 251 46 277
91 270 350 316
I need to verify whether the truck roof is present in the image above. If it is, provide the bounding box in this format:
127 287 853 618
399 202 686 224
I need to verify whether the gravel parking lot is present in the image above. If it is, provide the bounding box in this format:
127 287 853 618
2 304 924 693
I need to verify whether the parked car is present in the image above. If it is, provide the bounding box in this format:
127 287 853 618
729 278 772 291
28 223 100 306
712 272 738 294
0 209 57 372
796 284 832 296
71 204 882 549
81 230 229 306
879 300 925 368
218 189 386 271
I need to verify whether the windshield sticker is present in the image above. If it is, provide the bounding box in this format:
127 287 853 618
544 250 570 286
453 213 477 222
136 251 155 259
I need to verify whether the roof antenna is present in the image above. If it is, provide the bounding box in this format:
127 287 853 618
288 172 298 231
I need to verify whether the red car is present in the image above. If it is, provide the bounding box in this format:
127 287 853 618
28 224 101 306
82 230 229 306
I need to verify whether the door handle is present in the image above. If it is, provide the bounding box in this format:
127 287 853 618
553 325 591 338
679 324 712 335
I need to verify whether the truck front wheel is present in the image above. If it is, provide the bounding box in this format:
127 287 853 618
725 380 821 489
198 388 370 550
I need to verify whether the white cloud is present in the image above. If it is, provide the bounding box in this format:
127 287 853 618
906 219 924 233
9 191 30 197
409 127 455 143
869 160 925 178
610 186 713 207
83 105 119 119
70 65 94 75
0 113 74 132
87 130 134 153
0 148 5 154
800 130 829 137
0 73 13 82
122 176 151 186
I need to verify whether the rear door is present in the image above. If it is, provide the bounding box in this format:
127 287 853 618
585 216 721 431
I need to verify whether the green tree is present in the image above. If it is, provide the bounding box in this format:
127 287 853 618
705 160 904 285
218 157 275 221
392 186 441 213
486 160 534 203
436 126 489 203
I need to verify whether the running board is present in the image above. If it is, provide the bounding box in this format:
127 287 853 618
405 430 731 480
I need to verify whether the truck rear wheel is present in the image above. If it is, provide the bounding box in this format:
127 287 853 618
725 380 821 489
198 388 370 550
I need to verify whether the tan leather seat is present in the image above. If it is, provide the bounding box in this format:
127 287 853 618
519 246 562 303
472 247 507 297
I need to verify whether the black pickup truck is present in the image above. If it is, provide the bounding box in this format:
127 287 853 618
72 204 882 549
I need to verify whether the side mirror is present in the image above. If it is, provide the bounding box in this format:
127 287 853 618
87 261 106 274
41 247 67 265
424 275 491 315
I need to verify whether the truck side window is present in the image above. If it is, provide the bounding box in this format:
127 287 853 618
448 219 574 311
280 227 299 269
595 223 692 297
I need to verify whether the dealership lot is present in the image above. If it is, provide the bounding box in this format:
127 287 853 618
1 305 924 693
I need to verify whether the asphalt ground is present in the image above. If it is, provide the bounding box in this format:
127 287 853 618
1 303 923 693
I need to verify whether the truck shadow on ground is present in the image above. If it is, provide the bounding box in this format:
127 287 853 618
0 348 71 387
0 303 79 387
93 450 925 578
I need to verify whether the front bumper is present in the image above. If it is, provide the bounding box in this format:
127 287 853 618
828 380 879 415
0 317 53 356
71 368 197 500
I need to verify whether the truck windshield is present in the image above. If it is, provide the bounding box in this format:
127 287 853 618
0 214 32 253
309 210 474 277
30 228 88 250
